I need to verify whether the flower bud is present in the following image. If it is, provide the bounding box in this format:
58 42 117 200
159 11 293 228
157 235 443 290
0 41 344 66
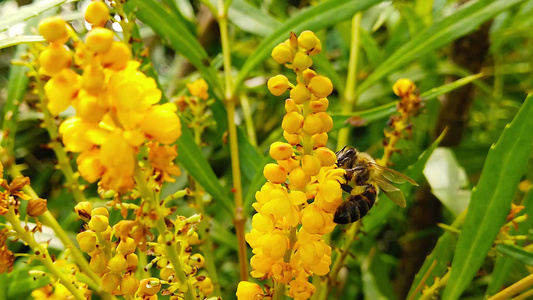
27 198 47 217
38 17 69 44
99 42 131 70
298 30 319 52
263 163 287 184
288 190 307 205
86 27 114 53
283 131 301 145
271 43 293 64
313 133 328 148
284 99 299 113
301 69 317 85
91 207 109 218
269 142 293 160
393 78 416 97
292 52 312 72
44 68 80 115
190 253 205 268
121 273 139 295
88 215 109 232
77 230 97 253
102 273 121 293
308 39 322 56
108 253 128 272
89 250 108 273
310 97 329 112
139 278 161 296
160 267 174 281
117 237 137 255
77 149 105 183
267 75 290 96
316 112 333 133
85 1 109 27
272 262 292 284
74 93 107 123
282 111 304 134
303 113 323 135
74 201 92 221
288 167 310 190
126 253 139 270
236 281 263 300
308 76 333 98
290 82 310 104
197 276 214 295
302 155 321 176
314 147 337 167
277 158 300 174
38 44 72 75
142 103 181 145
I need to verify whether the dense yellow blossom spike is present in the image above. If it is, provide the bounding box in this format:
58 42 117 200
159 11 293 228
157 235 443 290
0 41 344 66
238 30 345 300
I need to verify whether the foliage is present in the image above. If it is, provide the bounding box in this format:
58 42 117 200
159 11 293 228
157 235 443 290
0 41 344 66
0 0 532 299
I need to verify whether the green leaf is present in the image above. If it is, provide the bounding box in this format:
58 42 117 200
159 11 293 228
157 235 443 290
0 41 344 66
357 0 525 94
7 265 50 298
0 35 45 50
233 0 382 95
332 74 486 130
420 73 484 101
487 188 533 295
313 53 346 98
331 101 397 130
0 0 67 32
228 0 279 36
496 244 533 266
176 125 233 215
442 94 533 300
1 45 29 157
126 0 223 96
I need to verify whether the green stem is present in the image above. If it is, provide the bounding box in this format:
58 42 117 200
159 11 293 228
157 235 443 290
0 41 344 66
218 0 248 281
337 13 362 150
418 270 450 300
6 208 85 300
9 166 103 294
134 168 194 300
240 94 257 146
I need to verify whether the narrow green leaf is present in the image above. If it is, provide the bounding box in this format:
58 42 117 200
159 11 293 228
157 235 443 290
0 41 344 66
126 0 223 96
331 101 397 130
357 0 525 94
228 0 278 36
1 45 29 157
233 0 382 95
361 129 446 234
496 245 533 266
359 27 384 68
0 0 67 32
420 73 484 101
443 94 533 300
176 125 233 215
313 53 346 98
0 35 45 50
487 188 533 295
238 129 262 183
332 74 486 130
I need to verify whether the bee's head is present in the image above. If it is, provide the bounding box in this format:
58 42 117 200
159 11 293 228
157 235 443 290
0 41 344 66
336 147 357 168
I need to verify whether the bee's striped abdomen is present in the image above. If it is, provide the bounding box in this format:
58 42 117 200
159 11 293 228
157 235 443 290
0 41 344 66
333 185 377 224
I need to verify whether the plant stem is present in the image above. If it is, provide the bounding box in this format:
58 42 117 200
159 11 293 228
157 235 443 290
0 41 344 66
337 13 362 150
134 168 194 300
217 0 248 281
6 208 86 300
488 273 533 300
418 270 450 300
240 94 257 146
9 166 103 292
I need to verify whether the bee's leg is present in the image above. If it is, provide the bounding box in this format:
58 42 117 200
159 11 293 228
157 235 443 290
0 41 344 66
341 184 353 194
343 166 365 172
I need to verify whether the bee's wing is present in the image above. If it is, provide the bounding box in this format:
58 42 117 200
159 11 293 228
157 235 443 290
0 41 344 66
372 164 418 186
374 178 406 208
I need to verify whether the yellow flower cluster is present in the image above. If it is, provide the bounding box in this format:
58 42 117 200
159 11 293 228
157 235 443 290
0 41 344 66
74 201 214 299
237 31 345 300
38 1 181 193
379 78 421 166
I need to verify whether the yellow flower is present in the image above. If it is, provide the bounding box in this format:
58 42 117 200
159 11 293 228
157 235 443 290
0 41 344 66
148 143 181 182
236 281 264 300
142 103 182 144
186 78 209 100
59 117 101 152
85 1 109 27
44 68 81 115
289 276 316 300
76 148 105 183
38 44 72 75
38 17 69 44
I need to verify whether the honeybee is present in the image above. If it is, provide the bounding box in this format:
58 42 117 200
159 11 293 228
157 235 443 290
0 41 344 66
333 147 418 224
